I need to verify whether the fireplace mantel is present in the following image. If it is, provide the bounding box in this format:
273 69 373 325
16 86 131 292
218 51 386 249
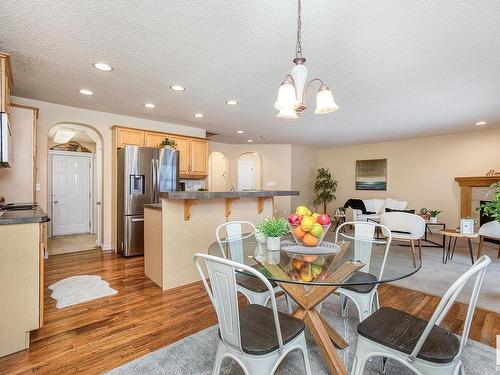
455 176 500 217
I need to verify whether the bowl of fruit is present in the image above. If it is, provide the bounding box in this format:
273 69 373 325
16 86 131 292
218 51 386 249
287 255 328 282
288 206 331 246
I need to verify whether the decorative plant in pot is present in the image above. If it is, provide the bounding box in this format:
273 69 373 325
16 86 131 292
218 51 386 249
256 217 290 251
429 210 442 223
159 137 177 149
313 168 337 214
481 182 500 223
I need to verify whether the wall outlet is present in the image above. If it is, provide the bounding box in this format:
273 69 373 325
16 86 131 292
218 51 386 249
35 183 41 192
265 181 276 187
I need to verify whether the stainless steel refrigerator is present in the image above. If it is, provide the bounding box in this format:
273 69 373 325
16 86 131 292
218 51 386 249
117 146 179 256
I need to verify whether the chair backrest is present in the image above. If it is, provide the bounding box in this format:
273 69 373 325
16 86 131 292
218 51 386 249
216 221 260 264
193 253 284 353
379 212 425 240
408 255 491 362
335 221 392 278
478 220 500 239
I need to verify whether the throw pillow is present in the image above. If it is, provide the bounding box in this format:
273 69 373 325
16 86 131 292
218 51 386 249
385 208 416 214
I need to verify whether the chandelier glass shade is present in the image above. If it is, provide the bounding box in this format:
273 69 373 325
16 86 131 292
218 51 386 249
275 0 339 118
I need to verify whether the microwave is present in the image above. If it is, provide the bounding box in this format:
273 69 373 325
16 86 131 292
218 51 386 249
0 112 11 168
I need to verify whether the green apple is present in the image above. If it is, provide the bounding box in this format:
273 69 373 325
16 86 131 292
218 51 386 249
310 223 323 238
296 206 311 216
311 263 322 276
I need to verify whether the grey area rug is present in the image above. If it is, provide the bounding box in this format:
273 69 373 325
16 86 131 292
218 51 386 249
106 295 497 375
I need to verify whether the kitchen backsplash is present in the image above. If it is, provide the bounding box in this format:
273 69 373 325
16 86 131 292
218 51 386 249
180 179 206 191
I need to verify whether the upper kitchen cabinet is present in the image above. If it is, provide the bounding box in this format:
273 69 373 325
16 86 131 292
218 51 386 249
145 131 167 148
0 52 13 114
168 135 190 176
189 138 208 177
115 127 145 147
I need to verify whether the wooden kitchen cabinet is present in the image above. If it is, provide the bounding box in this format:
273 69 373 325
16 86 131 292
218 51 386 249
189 138 208 176
145 131 167 147
169 135 190 176
0 52 13 114
116 128 145 147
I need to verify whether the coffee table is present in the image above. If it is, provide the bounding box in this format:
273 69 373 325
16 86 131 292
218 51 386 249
439 229 478 265
208 234 421 375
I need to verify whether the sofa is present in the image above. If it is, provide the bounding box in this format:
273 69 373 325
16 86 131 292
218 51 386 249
348 198 408 222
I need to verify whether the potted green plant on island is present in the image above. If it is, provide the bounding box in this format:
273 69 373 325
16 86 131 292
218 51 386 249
313 168 338 214
429 209 442 223
256 217 290 251
481 182 500 223
159 137 177 149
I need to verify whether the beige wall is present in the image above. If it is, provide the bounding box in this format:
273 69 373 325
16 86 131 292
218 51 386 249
12 96 206 250
291 144 319 211
318 128 500 227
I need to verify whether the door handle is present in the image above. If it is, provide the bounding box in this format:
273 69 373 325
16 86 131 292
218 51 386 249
131 218 144 222
53 201 58 204
96 201 101 206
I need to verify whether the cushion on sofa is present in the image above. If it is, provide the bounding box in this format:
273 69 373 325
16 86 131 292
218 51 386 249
385 208 415 214
362 199 385 214
380 198 407 212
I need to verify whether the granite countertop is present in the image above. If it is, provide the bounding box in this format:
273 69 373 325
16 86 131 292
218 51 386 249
159 190 300 200
144 203 162 211
0 206 50 225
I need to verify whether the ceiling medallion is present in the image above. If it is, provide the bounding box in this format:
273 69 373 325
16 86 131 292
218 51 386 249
274 0 339 119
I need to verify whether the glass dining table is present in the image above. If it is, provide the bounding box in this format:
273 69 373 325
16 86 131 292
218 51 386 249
207 231 421 375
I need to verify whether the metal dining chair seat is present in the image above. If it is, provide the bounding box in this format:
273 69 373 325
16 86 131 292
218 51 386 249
341 271 378 294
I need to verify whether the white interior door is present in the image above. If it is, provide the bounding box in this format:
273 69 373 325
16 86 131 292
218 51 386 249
237 161 254 191
52 153 91 236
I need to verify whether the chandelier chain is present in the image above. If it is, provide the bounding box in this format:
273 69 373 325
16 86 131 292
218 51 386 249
295 0 302 58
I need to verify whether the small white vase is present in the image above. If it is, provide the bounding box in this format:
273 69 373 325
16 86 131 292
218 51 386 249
266 236 281 251
430 217 438 223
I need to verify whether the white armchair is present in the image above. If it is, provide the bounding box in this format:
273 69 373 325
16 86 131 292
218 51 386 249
477 220 500 259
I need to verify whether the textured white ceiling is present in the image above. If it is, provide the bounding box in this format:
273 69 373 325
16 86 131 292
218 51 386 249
1 0 499 146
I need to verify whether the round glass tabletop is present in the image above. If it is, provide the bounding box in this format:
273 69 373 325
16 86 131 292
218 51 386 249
207 231 421 287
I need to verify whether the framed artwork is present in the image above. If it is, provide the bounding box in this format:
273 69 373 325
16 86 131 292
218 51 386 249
356 159 387 190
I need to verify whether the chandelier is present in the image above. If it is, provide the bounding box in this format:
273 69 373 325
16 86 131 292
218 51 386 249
274 0 339 119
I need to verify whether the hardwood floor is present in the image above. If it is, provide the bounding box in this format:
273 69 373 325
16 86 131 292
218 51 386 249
0 249 498 374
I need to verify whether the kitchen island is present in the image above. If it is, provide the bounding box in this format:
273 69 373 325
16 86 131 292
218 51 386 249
0 205 49 357
144 190 299 290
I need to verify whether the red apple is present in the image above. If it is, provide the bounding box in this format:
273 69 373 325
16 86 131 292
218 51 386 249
288 213 302 225
316 214 331 225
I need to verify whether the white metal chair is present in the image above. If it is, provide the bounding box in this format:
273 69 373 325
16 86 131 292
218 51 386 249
379 212 425 268
216 221 292 313
333 221 392 321
352 255 491 375
477 220 500 259
194 253 312 375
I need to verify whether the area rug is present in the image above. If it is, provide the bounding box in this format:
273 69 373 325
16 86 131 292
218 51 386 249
48 275 117 308
105 295 497 375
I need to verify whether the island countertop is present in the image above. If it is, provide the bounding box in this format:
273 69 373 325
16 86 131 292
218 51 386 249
0 206 50 225
159 190 299 200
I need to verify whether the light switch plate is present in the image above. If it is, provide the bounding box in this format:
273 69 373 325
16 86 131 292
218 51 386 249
35 183 41 192
265 181 276 187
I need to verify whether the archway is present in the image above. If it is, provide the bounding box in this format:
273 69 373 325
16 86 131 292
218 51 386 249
208 151 229 191
237 152 262 191
46 123 104 254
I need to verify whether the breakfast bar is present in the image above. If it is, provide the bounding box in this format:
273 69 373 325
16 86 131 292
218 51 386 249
143 190 299 290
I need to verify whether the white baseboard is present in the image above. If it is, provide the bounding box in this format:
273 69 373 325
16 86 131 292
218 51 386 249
101 243 114 251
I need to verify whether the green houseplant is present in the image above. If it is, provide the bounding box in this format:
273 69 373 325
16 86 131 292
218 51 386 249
159 137 177 149
481 182 500 223
313 168 338 214
256 217 290 251
429 209 442 223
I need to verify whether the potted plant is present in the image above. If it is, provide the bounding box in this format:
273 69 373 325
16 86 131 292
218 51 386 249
481 182 500 223
256 217 290 251
313 168 338 214
159 137 177 149
429 209 442 223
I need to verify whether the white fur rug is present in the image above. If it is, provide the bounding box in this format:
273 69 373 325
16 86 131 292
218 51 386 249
49 275 117 308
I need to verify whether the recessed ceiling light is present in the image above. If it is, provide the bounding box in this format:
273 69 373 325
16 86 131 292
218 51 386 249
193 113 204 118
247 139 254 143
93 62 113 71
475 121 487 126
225 99 238 105
78 89 94 95
144 103 156 108
170 85 185 91
236 130 244 134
